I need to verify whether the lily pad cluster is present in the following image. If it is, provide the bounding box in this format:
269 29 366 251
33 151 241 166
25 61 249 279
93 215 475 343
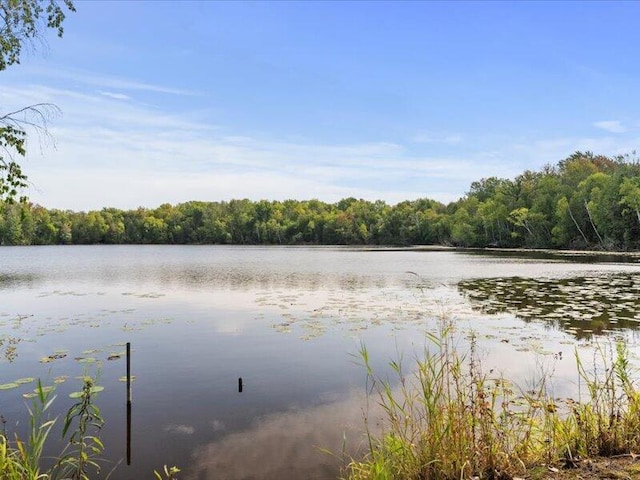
0 377 34 391
458 273 640 339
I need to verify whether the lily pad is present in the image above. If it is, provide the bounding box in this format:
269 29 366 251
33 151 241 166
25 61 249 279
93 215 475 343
14 377 35 385
22 392 38 399
33 386 54 394
69 385 104 398
40 352 67 363
54 376 69 384
75 357 97 364
118 375 137 382
0 382 19 390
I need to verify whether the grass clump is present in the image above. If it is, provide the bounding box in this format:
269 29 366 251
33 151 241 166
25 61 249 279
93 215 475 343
345 318 640 480
0 377 104 480
0 377 180 479
1 380 60 480
569 341 640 458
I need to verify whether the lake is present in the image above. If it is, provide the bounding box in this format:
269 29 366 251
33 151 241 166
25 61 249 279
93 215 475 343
1 245 640 479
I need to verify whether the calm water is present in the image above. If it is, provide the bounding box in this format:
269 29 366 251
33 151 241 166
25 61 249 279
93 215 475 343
1 246 640 479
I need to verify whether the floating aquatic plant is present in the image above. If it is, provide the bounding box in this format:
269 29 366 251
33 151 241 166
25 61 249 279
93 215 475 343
82 349 101 355
14 377 35 385
40 352 68 363
107 350 126 360
74 357 97 364
69 385 104 398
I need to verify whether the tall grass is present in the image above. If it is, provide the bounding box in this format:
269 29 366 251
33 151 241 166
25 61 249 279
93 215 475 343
0 380 58 480
345 318 640 480
0 377 180 479
569 341 640 458
0 377 104 480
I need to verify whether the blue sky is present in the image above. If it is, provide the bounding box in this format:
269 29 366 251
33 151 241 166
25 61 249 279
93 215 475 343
2 1 640 210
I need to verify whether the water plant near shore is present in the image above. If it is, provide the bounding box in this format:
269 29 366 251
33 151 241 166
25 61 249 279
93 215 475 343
0 380 57 479
0 376 180 479
54 376 105 480
0 377 104 480
345 318 640 480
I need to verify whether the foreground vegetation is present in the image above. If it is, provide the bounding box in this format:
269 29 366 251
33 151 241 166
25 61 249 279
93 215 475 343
345 319 640 480
1 378 106 480
2 151 640 250
0 377 178 480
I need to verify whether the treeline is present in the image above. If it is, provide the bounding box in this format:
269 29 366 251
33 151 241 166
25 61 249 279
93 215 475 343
2 151 640 250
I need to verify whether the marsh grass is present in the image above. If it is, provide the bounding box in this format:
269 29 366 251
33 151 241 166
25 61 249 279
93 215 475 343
346 318 640 480
0 377 180 480
0 377 104 480
0 380 57 480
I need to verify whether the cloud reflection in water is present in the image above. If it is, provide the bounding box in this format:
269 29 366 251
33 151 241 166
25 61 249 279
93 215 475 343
184 390 380 480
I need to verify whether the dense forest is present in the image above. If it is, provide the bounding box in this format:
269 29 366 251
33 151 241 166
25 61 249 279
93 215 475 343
2 151 640 250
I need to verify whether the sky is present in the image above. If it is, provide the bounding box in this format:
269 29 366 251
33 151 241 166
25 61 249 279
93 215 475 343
2 1 640 211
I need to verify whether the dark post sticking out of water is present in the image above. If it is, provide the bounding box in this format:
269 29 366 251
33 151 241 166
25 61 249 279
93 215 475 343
126 342 132 402
126 401 132 465
126 342 132 465
238 377 243 393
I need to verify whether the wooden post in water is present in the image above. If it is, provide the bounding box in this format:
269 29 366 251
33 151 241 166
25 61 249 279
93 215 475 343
238 377 243 393
126 400 132 465
126 342 132 465
126 342 132 403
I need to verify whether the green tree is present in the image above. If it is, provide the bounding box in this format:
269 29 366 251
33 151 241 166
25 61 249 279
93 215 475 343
199 203 231 243
71 210 108 244
620 177 640 225
0 202 24 244
477 199 508 246
142 215 168 244
1 0 75 202
552 196 589 247
101 208 126 244
227 199 255 244
32 204 58 244
449 206 476 246
576 172 616 248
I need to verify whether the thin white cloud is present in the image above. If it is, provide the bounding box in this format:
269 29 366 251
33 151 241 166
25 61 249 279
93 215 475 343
99 91 130 101
88 74 198 96
2 84 214 134
411 132 463 144
17 64 200 96
593 120 627 134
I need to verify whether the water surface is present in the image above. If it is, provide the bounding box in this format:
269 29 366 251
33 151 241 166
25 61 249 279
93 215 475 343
1 246 639 479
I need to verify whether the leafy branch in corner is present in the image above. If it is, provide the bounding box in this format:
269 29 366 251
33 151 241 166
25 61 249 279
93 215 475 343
0 0 75 202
